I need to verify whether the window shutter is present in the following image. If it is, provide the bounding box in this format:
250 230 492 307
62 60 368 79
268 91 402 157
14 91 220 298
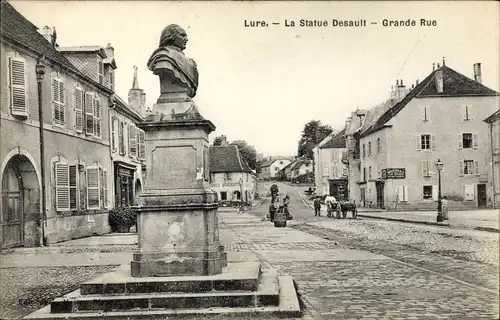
459 161 464 176
103 169 108 209
474 160 480 176
85 92 94 135
139 129 146 159
403 186 409 202
9 57 28 116
426 106 430 121
74 87 83 132
458 134 463 149
473 133 478 149
432 185 438 201
93 96 101 138
464 184 475 201
129 126 137 157
111 116 116 152
431 135 436 150
52 77 65 126
69 165 78 210
118 120 124 155
55 163 70 211
416 135 421 151
86 167 100 209
58 79 65 125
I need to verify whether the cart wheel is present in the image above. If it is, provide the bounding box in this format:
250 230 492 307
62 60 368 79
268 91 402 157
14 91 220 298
342 211 347 219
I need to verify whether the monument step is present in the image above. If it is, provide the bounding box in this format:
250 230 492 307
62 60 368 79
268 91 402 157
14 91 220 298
80 262 261 295
24 276 300 319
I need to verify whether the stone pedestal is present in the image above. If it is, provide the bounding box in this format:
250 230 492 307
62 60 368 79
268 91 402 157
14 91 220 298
132 105 226 277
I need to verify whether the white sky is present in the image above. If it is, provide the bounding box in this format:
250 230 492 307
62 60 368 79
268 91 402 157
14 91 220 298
10 1 500 157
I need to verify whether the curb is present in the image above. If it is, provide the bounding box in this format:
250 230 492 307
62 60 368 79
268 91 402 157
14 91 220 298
357 214 451 228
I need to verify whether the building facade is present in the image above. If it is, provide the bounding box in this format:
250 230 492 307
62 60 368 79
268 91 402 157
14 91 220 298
209 145 256 203
1 1 114 247
484 110 500 209
348 61 499 210
313 130 348 197
259 157 292 180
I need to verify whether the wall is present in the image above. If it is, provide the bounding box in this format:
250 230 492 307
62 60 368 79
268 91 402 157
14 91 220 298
210 172 255 203
380 95 498 210
487 116 500 208
1 41 113 246
268 159 291 178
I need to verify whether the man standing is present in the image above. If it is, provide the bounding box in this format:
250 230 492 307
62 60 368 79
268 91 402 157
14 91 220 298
313 196 322 216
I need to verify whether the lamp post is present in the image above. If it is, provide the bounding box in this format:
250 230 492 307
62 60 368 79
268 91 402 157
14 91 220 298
436 159 444 222
36 58 47 245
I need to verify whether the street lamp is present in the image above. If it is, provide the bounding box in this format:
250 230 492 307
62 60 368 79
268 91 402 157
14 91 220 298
36 58 47 245
436 159 444 222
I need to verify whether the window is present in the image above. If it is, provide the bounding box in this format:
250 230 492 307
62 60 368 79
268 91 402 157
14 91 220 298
138 129 146 159
98 60 104 84
52 77 65 126
129 125 137 157
220 192 227 201
459 133 477 149
274 167 279 171
422 185 437 200
93 95 101 137
99 167 108 209
111 117 116 152
397 186 409 202
8 55 28 117
86 166 108 210
119 121 125 155
368 142 372 156
55 163 77 211
422 106 429 122
84 92 100 136
463 105 470 121
460 159 479 176
377 138 381 153
224 172 232 181
74 87 84 132
421 160 431 177
417 134 436 151
362 144 366 158
368 166 372 179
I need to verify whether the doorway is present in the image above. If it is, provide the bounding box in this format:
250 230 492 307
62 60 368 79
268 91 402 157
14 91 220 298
1 154 40 248
477 184 487 208
376 182 385 208
360 188 366 207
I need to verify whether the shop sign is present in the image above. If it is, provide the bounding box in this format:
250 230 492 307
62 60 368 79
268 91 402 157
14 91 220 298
381 168 406 179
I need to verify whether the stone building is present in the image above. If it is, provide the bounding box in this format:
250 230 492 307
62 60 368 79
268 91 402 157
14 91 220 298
259 157 292 180
313 130 348 198
1 1 113 247
484 110 500 209
346 60 499 210
209 141 256 204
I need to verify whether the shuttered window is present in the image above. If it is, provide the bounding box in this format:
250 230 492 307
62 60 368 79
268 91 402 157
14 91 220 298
129 125 137 157
138 129 146 159
86 167 100 209
93 95 101 138
8 56 28 116
69 165 78 210
397 186 409 202
85 92 94 135
421 160 431 177
111 116 116 152
55 163 70 211
118 120 125 155
52 77 65 126
74 87 84 133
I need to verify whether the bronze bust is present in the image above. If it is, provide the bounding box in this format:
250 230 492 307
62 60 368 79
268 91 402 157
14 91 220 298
147 24 199 99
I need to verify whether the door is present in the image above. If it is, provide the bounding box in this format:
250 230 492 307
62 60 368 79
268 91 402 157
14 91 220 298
2 166 23 248
376 182 385 208
360 188 366 207
477 184 487 208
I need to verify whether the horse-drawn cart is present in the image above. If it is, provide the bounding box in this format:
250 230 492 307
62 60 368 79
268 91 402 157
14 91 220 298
327 200 357 219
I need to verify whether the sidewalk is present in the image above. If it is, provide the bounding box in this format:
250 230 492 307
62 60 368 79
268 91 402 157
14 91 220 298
299 192 499 232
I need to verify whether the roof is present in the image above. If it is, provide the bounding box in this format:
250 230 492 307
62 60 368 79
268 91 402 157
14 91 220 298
360 65 499 138
320 129 346 149
210 145 252 173
113 95 144 123
259 157 293 168
484 109 500 123
1 1 112 94
290 159 310 170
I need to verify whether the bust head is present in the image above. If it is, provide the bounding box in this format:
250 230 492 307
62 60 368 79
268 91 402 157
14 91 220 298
159 24 188 50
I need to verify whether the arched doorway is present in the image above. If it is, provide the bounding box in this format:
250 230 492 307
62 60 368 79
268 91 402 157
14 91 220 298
1 155 41 248
233 190 241 201
134 179 142 205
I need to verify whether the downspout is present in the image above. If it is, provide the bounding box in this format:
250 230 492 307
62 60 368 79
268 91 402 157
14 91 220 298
36 57 47 246
490 122 496 208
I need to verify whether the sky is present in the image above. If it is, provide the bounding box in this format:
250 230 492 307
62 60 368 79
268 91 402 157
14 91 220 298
10 1 500 157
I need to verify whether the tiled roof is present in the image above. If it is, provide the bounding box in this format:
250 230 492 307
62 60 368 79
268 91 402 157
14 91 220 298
113 95 144 122
210 145 252 173
259 157 293 168
484 109 500 123
1 1 111 93
290 158 312 170
360 65 499 138
320 129 346 149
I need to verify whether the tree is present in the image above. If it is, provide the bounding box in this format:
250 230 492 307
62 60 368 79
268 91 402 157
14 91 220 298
213 135 224 146
230 140 257 170
297 120 333 159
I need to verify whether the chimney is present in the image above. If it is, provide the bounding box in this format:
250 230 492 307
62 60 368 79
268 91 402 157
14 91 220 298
39 26 55 46
442 57 446 66
416 79 419 86
396 79 406 101
435 69 444 93
104 43 114 59
473 63 482 83
432 63 435 71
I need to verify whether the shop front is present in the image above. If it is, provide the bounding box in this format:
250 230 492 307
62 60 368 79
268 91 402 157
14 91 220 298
114 161 136 208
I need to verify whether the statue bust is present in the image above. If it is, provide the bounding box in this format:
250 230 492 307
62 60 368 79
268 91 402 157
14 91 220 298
147 24 199 99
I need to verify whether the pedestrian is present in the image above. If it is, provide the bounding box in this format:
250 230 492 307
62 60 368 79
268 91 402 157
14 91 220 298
313 196 322 217
442 196 449 220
